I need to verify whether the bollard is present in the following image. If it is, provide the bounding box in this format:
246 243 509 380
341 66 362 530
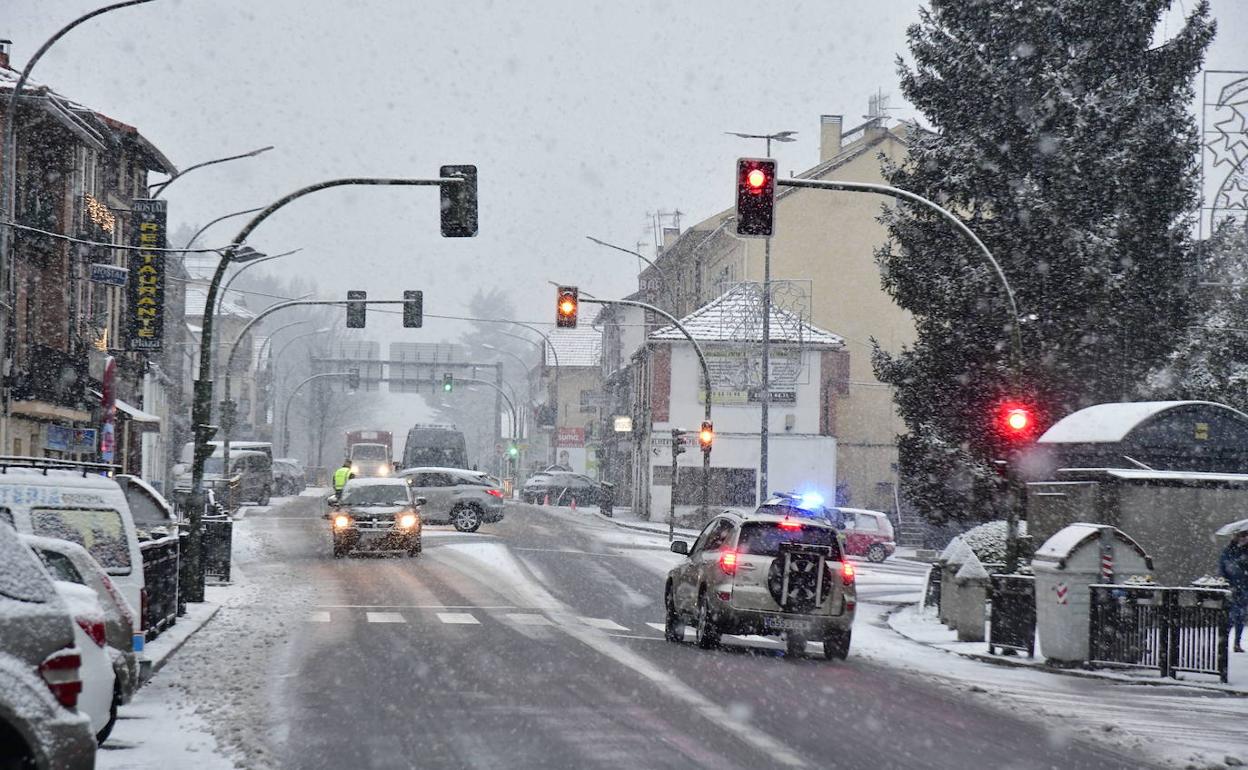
954 556 991 642
939 537 974 627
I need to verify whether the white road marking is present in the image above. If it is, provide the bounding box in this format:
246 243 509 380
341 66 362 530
579 616 629 631
307 611 331 623
365 612 406 624
437 612 480 625
644 622 666 632
506 613 554 626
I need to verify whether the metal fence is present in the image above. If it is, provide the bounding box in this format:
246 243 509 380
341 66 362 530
140 535 180 640
203 517 234 583
988 574 1035 657
1088 584 1230 683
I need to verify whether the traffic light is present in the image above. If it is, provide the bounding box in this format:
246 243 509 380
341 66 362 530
556 286 579 328
346 290 367 328
507 442 519 458
440 164 478 238
403 290 423 328
672 428 686 456
996 400 1037 443
699 420 714 453
736 157 777 237
347 368 360 390
442 373 453 392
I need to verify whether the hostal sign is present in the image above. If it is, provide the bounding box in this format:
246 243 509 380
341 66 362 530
126 198 166 351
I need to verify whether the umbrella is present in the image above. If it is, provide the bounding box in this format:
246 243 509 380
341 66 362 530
1215 518 1248 536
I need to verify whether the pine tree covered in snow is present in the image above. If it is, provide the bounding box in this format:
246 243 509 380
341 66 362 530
874 0 1215 523
1150 220 1248 410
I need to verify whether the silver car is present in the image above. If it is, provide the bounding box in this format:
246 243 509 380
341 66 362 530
24 534 141 707
664 507 856 660
0 522 96 769
399 467 506 533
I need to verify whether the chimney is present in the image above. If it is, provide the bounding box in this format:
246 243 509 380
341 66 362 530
0 40 10 71
820 114 843 163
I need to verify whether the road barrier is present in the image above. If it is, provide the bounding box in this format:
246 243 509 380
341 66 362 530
1088 584 1230 682
202 517 234 583
140 534 181 640
987 574 1035 657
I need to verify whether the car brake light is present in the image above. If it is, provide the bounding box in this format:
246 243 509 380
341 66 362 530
77 617 107 648
719 550 739 575
486 489 503 498
39 649 83 709
778 518 802 530
841 561 856 585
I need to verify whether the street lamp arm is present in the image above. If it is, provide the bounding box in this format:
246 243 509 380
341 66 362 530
282 372 352 456
458 376 518 438
183 207 266 251
580 297 712 424
216 249 302 319
149 145 275 198
776 177 1023 376
586 235 678 311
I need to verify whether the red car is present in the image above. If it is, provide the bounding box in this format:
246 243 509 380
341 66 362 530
834 508 897 563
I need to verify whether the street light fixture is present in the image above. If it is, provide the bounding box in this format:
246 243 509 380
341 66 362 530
725 129 798 156
148 145 275 198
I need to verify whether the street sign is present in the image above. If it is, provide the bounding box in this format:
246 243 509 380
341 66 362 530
89 263 129 286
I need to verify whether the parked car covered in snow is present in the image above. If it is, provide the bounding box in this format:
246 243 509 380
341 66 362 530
0 521 96 769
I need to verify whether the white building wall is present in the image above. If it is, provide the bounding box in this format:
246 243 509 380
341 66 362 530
648 344 836 519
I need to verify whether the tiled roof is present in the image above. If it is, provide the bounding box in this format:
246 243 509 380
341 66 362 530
544 327 601 368
649 283 843 346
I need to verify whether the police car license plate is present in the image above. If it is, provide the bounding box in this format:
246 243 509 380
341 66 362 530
763 616 811 632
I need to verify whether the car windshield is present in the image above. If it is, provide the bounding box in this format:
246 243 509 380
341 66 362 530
30 508 131 572
341 485 409 506
351 445 389 460
737 522 841 560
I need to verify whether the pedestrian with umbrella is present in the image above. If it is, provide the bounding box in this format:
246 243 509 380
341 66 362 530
1217 521 1248 652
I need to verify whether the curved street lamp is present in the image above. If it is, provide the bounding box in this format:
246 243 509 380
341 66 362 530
149 145 274 198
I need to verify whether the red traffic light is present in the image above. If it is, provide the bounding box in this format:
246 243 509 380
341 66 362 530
556 286 579 328
997 401 1037 441
736 158 776 237
746 168 768 191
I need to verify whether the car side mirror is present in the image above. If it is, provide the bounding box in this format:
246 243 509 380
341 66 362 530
414 496 427 507
670 540 689 556
327 495 338 507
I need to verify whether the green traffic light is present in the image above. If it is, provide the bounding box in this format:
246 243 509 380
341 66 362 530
507 445 518 457
443 383 452 392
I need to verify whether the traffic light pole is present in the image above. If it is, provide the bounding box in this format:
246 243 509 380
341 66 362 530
282 372 353 457
580 297 713 532
187 175 464 602
774 176 1026 571
760 235 772 505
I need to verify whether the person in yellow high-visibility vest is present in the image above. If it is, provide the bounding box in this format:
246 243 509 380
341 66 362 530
332 460 353 494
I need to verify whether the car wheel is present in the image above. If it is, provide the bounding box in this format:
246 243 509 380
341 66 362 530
786 632 807 658
694 590 720 650
96 683 121 743
408 534 422 557
867 544 887 563
452 505 482 533
664 583 685 643
823 627 851 660
332 544 348 558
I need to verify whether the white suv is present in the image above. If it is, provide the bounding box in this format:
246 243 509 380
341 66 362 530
664 507 856 660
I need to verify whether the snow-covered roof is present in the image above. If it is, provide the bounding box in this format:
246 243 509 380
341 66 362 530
649 283 843 346
183 285 253 320
544 327 601 368
1038 401 1248 444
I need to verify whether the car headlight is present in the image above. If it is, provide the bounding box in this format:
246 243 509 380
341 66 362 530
378 465 390 476
399 513 418 529
333 514 352 529
350 464 360 475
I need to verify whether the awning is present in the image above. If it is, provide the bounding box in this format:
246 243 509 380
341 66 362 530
116 398 161 426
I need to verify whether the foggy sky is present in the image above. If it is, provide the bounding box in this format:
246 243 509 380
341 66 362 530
9 0 1248 432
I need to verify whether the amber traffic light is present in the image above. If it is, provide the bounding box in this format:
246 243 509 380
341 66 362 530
556 286 579 328
699 420 714 453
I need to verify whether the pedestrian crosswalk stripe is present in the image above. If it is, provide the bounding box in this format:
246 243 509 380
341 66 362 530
437 612 480 625
506 613 554 626
579 616 629 631
644 622 666 632
307 611 331 623
366 612 406 624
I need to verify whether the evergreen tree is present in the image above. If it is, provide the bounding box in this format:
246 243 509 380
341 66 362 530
1150 220 1248 410
873 0 1215 523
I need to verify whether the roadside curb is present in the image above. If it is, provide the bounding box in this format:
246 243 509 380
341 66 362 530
140 602 222 685
883 604 1248 697
586 509 700 539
